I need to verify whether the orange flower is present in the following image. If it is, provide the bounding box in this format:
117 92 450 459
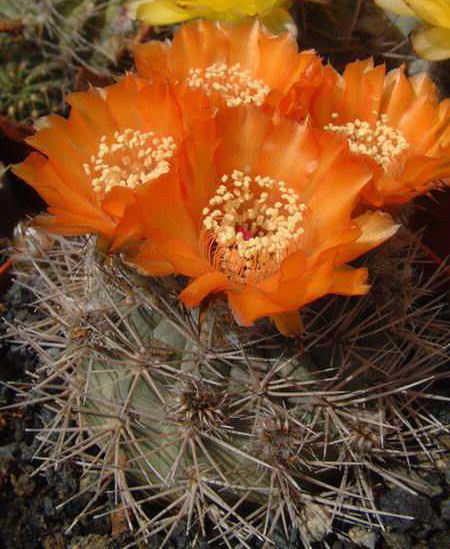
13 75 204 246
134 19 323 112
130 107 399 335
280 59 450 206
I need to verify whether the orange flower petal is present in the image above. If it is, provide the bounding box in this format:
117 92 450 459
102 187 137 218
409 72 439 103
382 67 415 126
135 41 171 78
13 153 110 225
329 266 370 295
365 155 449 204
104 74 148 130
164 20 229 80
66 87 118 148
292 57 450 206
26 117 95 202
214 108 320 193
271 58 329 123
224 22 304 90
271 310 304 337
32 214 92 236
270 256 336 310
155 238 212 277
227 286 288 326
137 174 198 248
277 248 308 281
336 211 400 264
180 271 232 307
397 95 440 150
306 66 341 126
16 73 197 243
67 87 117 131
305 134 373 251
402 155 450 184
44 208 115 235
136 20 229 82
135 77 185 137
130 240 175 276
342 60 386 123
214 106 272 175
135 20 323 112
180 116 220 223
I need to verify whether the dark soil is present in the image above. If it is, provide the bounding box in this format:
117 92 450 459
0 285 123 548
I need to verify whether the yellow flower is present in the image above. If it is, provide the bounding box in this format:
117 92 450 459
375 0 450 60
128 0 326 34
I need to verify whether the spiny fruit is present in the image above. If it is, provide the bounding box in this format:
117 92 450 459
4 225 448 547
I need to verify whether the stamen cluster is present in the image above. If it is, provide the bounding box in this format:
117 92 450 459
186 63 270 107
202 170 306 283
83 129 177 198
325 114 409 172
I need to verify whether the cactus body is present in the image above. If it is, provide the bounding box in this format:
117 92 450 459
5 228 449 547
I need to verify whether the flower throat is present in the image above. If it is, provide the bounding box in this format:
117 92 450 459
202 170 306 284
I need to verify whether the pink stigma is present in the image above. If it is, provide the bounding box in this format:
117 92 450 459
236 225 254 241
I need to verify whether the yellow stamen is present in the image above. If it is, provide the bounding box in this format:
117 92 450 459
186 63 270 107
202 170 306 284
325 114 409 172
83 129 176 198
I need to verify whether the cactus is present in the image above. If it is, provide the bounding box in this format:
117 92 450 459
4 225 448 547
0 0 135 123
2 4 448 546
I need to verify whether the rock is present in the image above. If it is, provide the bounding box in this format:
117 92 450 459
299 502 331 543
0 442 17 461
12 472 35 497
43 496 56 518
70 534 110 549
430 531 450 548
379 488 435 532
43 533 66 549
420 473 443 498
382 530 412 549
110 506 128 538
332 542 356 549
440 498 450 522
348 527 377 548
390 468 443 498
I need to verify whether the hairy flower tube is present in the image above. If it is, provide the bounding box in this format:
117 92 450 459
280 58 450 206
135 20 324 111
375 0 450 60
128 107 400 335
13 75 205 246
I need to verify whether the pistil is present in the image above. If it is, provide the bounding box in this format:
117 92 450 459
202 170 306 283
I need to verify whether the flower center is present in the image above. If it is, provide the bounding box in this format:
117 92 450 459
202 170 306 284
83 129 177 198
186 63 270 107
324 114 409 172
